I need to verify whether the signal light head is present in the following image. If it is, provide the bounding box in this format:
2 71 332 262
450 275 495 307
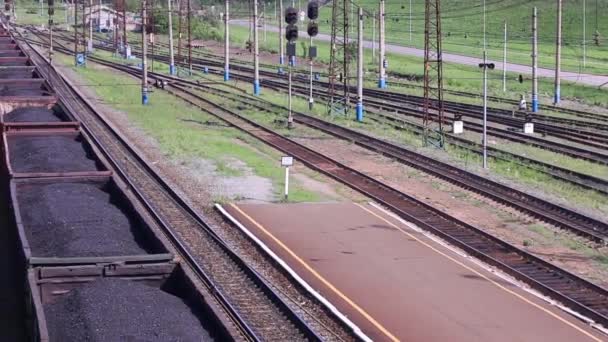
286 24 298 42
285 7 298 24
307 22 318 37
307 1 319 20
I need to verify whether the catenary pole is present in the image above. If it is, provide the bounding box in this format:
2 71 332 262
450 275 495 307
554 0 562 104
482 50 488 168
168 0 175 74
224 0 229 80
142 0 149 104
372 11 375 58
378 0 386 88
583 0 587 68
356 6 363 122
503 20 507 92
253 0 260 94
532 6 538 112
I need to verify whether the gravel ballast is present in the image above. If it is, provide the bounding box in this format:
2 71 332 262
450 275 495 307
45 278 214 341
4 107 63 122
18 181 152 257
8 135 100 173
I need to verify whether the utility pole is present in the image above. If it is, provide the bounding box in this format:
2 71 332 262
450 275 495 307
423 0 445 148
122 0 127 58
378 0 386 88
503 20 507 92
479 51 493 169
187 0 192 75
327 0 350 113
372 11 375 59
554 0 562 105
224 0 229 80
532 6 538 113
97 0 101 32
356 6 363 122
278 0 284 72
409 0 412 42
168 0 175 74
48 0 54 64
583 0 587 68
263 1 266 42
74 0 79 65
253 0 260 95
88 0 93 52
482 0 486 50
142 0 149 104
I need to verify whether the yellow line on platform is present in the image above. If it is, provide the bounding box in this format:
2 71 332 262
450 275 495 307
356 203 602 342
228 203 400 342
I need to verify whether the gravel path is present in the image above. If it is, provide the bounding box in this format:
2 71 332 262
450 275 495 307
4 106 63 122
18 181 152 257
8 135 100 173
45 278 214 342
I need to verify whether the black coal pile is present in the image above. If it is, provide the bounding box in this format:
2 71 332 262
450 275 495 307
4 107 63 122
0 83 45 95
0 68 32 78
8 135 100 173
45 278 214 342
18 182 150 257
0 51 21 57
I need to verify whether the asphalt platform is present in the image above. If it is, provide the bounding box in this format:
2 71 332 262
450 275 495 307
222 202 605 342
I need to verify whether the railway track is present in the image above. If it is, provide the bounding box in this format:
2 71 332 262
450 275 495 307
27 30 608 330
107 33 608 135
33 37 608 243
154 71 608 330
16 29 334 341
42 27 608 133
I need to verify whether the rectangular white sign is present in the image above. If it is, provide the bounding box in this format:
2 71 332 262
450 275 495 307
281 156 294 167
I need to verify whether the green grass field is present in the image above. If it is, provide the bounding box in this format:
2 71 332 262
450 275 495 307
257 0 608 75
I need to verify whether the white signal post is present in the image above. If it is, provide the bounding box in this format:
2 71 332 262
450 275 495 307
224 0 229 80
281 156 294 200
378 0 386 88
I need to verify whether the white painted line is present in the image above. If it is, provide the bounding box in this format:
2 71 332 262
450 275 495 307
368 201 608 335
215 203 373 342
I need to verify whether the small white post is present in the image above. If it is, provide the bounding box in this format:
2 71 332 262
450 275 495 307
284 167 290 200
281 156 294 200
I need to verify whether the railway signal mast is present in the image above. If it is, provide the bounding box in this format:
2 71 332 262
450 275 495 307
307 0 319 109
422 0 445 148
285 6 298 129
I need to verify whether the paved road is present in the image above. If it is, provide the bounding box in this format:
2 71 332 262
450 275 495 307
233 20 608 88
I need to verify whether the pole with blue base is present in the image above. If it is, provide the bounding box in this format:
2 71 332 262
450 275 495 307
531 7 538 113
223 0 230 80
356 7 364 122
378 0 387 89
253 0 260 95
142 88 149 105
